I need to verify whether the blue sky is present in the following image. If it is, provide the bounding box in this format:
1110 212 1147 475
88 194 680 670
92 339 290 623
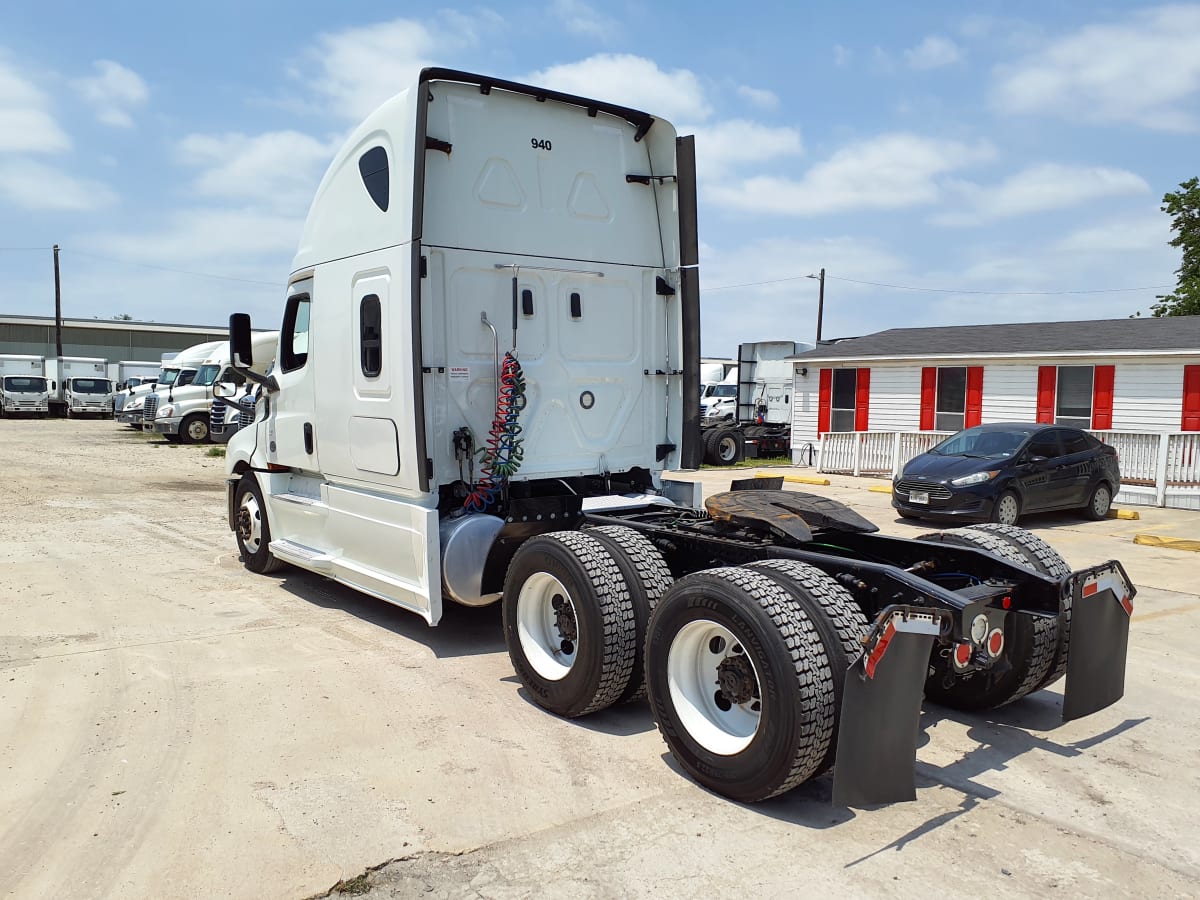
0 1 1196 357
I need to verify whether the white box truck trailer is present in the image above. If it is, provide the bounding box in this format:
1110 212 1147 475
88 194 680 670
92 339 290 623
47 356 112 418
110 360 160 391
221 68 1133 808
0 354 50 417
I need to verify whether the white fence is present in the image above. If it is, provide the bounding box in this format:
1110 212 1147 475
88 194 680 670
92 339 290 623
814 429 1200 510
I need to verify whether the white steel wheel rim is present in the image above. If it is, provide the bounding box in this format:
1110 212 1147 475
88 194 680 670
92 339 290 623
667 619 761 755
718 437 738 462
187 419 207 441
516 572 578 681
997 494 1019 524
239 493 263 553
1093 485 1111 516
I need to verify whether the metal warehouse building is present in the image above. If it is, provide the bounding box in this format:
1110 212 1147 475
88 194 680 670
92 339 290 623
0 314 229 362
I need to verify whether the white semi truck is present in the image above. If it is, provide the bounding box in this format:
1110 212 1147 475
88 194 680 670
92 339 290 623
144 334 276 443
222 68 1133 808
116 344 217 427
0 354 50 417
47 356 113 418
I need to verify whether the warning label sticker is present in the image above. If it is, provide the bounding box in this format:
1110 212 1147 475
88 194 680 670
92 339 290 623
449 366 470 381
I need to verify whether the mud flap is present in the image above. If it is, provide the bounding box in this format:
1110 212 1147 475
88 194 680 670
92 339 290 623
1062 561 1134 721
832 608 944 808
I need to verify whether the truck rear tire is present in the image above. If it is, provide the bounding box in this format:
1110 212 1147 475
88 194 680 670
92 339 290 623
586 525 673 703
712 428 744 465
917 527 1057 709
502 532 636 718
746 559 870 775
701 428 721 465
234 476 285 574
965 523 1072 691
645 567 835 802
179 413 209 444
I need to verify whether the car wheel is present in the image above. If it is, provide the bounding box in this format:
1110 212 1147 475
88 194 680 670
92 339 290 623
1084 482 1112 520
990 490 1020 526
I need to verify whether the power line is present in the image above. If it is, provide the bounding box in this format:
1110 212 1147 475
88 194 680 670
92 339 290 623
64 248 282 287
704 271 1172 296
0 246 53 251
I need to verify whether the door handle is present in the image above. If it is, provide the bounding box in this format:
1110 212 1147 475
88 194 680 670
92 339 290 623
303 422 314 454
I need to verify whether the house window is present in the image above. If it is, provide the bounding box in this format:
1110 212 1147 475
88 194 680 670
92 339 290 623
1056 366 1093 428
830 368 857 432
935 367 966 433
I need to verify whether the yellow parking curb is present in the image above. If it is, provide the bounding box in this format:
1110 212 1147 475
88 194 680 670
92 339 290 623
1107 508 1140 520
868 485 892 494
1134 534 1200 553
754 471 831 486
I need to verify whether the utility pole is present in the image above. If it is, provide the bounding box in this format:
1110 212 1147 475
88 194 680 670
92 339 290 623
53 244 62 357
807 268 826 343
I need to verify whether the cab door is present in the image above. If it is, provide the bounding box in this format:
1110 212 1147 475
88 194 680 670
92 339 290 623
267 278 319 472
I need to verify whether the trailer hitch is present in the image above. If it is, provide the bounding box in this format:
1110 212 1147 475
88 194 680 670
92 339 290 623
832 606 945 808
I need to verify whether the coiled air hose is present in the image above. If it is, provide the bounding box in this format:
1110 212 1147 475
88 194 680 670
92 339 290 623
463 352 525 512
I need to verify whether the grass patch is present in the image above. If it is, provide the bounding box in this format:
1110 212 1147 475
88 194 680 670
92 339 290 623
701 454 791 470
329 873 373 895
205 446 226 458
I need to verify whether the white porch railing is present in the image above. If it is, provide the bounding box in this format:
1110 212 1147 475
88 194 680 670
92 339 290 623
815 429 1200 510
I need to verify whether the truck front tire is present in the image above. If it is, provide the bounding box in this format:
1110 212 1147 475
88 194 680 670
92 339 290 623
234 476 284 574
179 413 210 444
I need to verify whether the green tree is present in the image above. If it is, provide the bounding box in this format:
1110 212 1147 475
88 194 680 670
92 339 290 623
1151 177 1200 317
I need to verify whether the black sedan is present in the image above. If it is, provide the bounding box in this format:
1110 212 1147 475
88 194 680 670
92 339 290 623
892 423 1121 525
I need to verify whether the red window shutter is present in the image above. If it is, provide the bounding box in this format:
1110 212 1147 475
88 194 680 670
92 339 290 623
1183 365 1200 431
1091 365 1115 430
965 366 984 428
855 367 871 431
919 367 936 431
1036 366 1057 423
817 368 832 436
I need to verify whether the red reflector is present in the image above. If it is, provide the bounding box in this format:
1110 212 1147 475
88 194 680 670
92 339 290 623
988 629 1005 657
1121 594 1134 617
1082 582 1099 597
954 642 972 667
266 463 291 472
864 622 897 680
1001 596 1012 609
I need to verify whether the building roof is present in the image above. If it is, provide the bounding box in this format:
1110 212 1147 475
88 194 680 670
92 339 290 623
0 313 229 334
791 315 1200 362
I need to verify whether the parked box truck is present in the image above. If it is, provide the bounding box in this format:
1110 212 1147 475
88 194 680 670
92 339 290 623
0 354 50 417
47 357 112 418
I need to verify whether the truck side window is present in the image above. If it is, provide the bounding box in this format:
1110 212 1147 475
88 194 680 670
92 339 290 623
360 295 382 377
281 294 311 373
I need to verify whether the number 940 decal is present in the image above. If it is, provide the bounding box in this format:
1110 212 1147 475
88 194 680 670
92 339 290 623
530 138 552 151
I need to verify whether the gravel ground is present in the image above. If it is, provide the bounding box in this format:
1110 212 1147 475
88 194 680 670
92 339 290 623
1 420 1197 899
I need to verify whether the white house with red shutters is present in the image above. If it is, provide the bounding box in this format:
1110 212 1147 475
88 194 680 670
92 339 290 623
787 316 1200 509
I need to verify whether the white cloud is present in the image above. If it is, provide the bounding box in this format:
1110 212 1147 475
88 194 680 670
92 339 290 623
933 163 1150 226
177 130 338 213
0 158 116 210
904 36 963 70
0 58 70 153
72 60 148 128
1053 212 1171 255
87 207 302 266
550 0 616 39
992 5 1200 130
833 44 852 67
692 119 802 179
736 84 779 111
302 17 483 121
707 132 994 216
529 54 712 123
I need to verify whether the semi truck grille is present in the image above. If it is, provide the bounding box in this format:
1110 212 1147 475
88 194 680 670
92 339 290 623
894 479 953 500
142 395 159 423
210 398 227 434
238 395 257 430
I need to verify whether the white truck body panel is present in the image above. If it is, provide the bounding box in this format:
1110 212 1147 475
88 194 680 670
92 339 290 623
110 360 160 389
0 354 49 414
228 71 684 625
47 356 111 415
736 341 810 426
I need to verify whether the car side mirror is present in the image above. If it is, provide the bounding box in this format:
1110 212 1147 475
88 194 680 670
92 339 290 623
230 312 254 369
1028 454 1049 468
213 381 238 398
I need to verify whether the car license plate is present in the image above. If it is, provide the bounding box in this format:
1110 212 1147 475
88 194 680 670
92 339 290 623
909 490 929 505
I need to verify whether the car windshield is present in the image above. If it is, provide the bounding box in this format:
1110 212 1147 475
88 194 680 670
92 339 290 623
4 376 47 392
931 427 1035 458
71 378 112 393
709 385 737 398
